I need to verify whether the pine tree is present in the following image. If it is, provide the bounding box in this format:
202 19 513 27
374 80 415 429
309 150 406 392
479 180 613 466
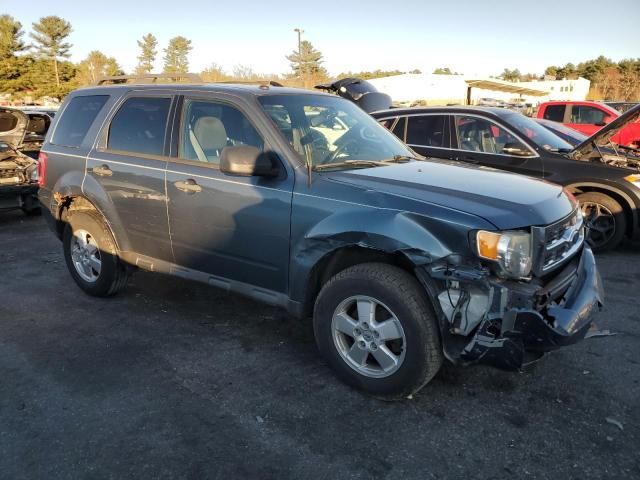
76 50 123 85
286 40 328 87
30 16 73 88
163 36 192 74
136 33 157 74
0 14 26 59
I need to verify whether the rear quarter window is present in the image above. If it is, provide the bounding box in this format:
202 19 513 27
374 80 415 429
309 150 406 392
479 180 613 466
51 95 109 147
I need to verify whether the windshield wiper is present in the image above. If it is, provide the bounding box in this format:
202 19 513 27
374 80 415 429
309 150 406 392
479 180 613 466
313 160 389 171
380 155 420 163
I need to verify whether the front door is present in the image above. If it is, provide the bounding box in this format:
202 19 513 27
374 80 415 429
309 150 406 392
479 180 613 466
166 96 293 293
565 104 611 136
450 114 544 178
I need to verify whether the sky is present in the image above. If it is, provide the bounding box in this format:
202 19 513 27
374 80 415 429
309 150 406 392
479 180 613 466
3 0 640 77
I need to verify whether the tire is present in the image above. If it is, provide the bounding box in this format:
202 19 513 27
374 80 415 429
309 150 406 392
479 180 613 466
577 192 626 253
21 194 41 216
63 210 129 297
313 263 443 400
22 205 42 216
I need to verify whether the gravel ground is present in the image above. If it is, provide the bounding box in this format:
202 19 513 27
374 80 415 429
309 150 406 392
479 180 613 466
0 211 638 480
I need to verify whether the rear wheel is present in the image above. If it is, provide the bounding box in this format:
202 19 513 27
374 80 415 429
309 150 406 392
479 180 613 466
313 263 443 400
577 192 626 252
63 210 129 296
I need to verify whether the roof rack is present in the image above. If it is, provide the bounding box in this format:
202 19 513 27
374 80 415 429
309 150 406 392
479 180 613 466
94 73 204 86
218 80 284 87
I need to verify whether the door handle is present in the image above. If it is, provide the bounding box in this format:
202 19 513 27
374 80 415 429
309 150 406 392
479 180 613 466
174 179 202 194
93 164 113 177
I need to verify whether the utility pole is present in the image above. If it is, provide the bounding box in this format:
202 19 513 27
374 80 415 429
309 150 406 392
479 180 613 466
294 28 304 85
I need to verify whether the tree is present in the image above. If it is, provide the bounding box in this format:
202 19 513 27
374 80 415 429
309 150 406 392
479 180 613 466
286 40 328 87
200 62 231 82
136 33 157 74
499 68 521 82
30 16 73 88
544 66 558 78
163 36 192 73
0 14 26 59
76 50 122 85
433 67 457 75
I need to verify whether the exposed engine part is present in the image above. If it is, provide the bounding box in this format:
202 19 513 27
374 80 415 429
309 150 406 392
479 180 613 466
0 152 37 186
437 281 490 336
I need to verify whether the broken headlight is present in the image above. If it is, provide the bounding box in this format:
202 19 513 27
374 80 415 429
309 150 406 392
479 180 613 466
476 230 532 279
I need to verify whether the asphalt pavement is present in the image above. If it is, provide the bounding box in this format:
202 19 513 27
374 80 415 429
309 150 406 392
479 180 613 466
1 211 638 479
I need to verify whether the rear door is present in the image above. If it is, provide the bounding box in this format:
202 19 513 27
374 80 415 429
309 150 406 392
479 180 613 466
165 94 293 293
87 93 174 261
404 114 451 158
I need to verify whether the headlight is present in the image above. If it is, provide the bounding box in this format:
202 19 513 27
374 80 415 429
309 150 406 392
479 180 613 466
624 174 640 188
476 230 532 278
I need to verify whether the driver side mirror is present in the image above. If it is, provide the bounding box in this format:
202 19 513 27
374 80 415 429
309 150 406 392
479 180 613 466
220 145 280 177
502 142 533 157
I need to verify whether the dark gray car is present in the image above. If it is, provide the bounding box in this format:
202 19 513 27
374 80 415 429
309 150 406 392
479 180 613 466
38 80 603 399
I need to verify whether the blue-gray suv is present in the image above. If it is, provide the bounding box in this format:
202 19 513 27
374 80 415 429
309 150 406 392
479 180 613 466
38 79 604 399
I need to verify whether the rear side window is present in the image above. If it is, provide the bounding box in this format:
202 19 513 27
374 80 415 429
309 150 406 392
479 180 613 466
542 104 565 122
51 95 109 147
108 97 171 156
406 115 447 147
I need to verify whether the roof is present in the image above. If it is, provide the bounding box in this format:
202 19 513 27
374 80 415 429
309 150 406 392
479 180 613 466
371 105 521 118
464 78 549 96
73 82 323 97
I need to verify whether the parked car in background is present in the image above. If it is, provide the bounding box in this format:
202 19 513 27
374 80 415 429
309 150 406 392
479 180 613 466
535 118 640 166
537 100 640 148
373 105 640 251
605 101 638 114
38 79 603 399
0 107 42 215
477 97 501 107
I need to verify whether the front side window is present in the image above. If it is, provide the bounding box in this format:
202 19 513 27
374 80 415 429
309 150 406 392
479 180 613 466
391 117 406 141
455 115 531 155
107 97 171 156
406 115 447 147
543 104 565 122
51 95 109 147
179 100 264 165
259 94 413 169
571 106 606 124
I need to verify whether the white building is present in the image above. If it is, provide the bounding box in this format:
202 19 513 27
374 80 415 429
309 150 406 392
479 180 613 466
368 74 590 106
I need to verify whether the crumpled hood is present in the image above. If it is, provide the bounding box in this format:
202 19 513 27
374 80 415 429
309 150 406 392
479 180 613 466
571 103 640 159
325 160 574 229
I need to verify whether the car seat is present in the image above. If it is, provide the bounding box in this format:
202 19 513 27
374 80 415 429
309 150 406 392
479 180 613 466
189 116 228 164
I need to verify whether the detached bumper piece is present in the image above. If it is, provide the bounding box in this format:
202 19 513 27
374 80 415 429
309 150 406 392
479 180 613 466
461 247 603 370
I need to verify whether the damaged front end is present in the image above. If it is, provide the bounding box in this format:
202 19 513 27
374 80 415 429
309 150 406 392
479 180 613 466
417 209 604 370
0 145 38 187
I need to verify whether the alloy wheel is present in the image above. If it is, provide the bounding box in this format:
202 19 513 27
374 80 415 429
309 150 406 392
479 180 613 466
581 202 616 250
70 229 102 283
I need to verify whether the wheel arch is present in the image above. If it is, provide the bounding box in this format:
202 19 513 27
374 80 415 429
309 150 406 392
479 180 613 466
565 182 638 237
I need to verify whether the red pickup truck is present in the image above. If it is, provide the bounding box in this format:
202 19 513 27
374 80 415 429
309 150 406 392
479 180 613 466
537 101 640 148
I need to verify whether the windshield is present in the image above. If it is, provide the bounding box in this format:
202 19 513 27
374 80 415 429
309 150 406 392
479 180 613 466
502 112 575 152
258 94 414 169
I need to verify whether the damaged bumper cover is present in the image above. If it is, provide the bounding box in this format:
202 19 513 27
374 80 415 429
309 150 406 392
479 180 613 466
421 246 604 370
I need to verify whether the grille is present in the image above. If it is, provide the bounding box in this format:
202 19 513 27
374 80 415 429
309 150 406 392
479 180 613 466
533 207 584 276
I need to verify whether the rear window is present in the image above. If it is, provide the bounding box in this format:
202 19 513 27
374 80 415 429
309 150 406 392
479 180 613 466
542 104 565 122
51 95 109 147
107 97 171 156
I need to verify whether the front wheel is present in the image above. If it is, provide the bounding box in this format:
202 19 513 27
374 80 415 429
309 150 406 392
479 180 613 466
313 263 443 400
577 192 626 252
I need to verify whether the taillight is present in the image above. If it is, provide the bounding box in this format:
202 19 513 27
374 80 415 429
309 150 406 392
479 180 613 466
38 152 48 188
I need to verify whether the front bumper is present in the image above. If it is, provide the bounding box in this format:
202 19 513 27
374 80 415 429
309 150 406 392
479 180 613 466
422 246 604 370
464 246 603 369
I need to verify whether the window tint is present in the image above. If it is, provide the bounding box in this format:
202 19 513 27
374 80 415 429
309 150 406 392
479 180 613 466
406 115 447 147
542 104 565 122
391 117 406 141
108 97 171 155
455 116 530 155
570 105 606 124
51 95 109 147
179 100 263 164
